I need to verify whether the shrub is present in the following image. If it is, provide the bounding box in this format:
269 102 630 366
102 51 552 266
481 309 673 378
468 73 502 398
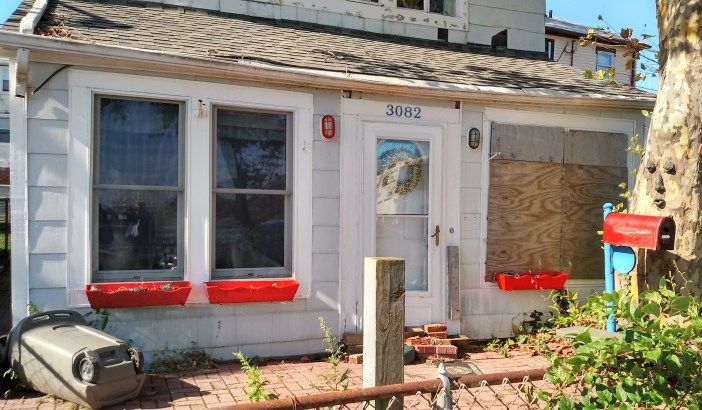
542 276 702 409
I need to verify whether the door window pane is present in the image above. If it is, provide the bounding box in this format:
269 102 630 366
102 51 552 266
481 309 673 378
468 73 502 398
215 110 287 190
96 190 179 272
98 98 180 187
377 217 429 291
376 139 429 215
214 194 286 273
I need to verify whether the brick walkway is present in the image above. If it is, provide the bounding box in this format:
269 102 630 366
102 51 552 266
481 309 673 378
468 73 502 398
0 352 549 409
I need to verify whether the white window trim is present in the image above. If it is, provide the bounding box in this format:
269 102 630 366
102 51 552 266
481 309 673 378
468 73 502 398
481 108 637 289
67 70 313 306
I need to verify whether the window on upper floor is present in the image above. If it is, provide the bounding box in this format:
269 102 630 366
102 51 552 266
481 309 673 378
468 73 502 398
596 48 615 77
545 39 555 61
397 0 456 16
1 67 8 92
212 108 293 280
92 96 184 282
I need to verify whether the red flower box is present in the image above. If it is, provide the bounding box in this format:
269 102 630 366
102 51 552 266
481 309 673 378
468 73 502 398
205 279 300 304
495 272 569 291
85 281 192 308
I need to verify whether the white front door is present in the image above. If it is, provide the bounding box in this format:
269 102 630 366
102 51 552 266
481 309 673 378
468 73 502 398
363 122 443 326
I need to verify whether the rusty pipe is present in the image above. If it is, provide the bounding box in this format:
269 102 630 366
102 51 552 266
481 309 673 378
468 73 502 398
229 367 549 410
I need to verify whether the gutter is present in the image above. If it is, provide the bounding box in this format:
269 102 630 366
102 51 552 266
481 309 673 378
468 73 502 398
0 31 655 110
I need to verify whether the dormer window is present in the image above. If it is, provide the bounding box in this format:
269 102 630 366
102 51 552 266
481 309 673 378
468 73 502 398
397 0 456 16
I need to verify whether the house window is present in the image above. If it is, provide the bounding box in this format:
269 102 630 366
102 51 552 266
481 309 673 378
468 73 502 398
92 96 184 282
397 0 456 16
545 38 555 60
1 67 8 92
596 48 615 75
212 108 292 279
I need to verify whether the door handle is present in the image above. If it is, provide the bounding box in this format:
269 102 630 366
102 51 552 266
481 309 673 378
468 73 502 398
430 225 440 246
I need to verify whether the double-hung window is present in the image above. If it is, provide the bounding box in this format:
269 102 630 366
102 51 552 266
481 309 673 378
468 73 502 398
92 96 184 282
212 108 292 279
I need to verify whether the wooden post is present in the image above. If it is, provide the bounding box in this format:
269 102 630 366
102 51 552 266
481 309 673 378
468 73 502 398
447 246 460 320
363 257 405 410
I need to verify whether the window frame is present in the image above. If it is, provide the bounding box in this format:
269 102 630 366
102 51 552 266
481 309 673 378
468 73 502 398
91 95 186 282
210 106 294 280
67 70 313 307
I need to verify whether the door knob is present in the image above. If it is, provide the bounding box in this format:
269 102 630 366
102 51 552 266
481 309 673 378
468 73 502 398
430 225 440 246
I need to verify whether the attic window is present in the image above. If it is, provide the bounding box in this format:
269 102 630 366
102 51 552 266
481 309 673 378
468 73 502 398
397 0 456 16
491 30 508 49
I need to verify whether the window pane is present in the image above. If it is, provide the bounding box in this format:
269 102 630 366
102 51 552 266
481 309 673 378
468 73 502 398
215 193 287 272
398 0 423 10
376 216 428 291
376 139 430 215
430 0 454 14
98 98 180 186
216 110 287 190
597 52 614 68
97 189 179 272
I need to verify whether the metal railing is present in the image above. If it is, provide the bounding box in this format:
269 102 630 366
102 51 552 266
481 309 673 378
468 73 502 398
231 366 576 410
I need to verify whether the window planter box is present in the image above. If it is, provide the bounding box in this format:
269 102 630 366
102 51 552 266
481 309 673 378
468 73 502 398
85 281 192 308
495 272 569 291
204 279 299 304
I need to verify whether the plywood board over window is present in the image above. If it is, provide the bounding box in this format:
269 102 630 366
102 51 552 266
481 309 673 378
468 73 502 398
486 124 628 282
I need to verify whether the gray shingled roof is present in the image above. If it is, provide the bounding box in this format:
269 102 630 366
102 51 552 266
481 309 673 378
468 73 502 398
546 16 627 44
2 0 653 100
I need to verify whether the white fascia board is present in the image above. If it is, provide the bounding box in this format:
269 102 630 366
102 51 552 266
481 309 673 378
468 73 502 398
19 0 50 34
0 31 656 110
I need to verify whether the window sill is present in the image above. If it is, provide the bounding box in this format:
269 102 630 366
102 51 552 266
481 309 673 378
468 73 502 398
204 279 300 304
84 281 192 308
495 272 569 291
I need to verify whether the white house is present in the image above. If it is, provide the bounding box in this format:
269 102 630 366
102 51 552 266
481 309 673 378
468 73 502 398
0 0 654 361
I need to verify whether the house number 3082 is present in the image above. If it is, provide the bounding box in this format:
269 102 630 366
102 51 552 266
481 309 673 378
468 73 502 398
386 104 422 119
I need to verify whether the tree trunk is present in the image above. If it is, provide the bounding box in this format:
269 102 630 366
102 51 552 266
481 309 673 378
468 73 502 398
629 0 702 294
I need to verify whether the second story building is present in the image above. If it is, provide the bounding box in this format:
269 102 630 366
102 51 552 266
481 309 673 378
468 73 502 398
545 15 635 86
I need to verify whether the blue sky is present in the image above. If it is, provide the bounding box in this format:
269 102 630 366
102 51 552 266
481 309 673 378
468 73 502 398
0 1 21 26
1 0 658 90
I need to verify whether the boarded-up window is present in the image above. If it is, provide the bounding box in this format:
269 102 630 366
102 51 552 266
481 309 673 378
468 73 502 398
486 123 628 281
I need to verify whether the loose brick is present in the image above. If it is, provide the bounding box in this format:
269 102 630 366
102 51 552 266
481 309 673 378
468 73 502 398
348 353 363 364
414 345 437 354
435 345 458 356
424 323 447 333
404 336 432 346
427 331 448 339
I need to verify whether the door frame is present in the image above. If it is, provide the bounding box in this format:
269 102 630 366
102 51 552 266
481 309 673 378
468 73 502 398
339 99 461 334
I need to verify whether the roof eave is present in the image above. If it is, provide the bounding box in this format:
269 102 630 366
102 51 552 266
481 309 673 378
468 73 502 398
545 27 630 46
0 31 655 110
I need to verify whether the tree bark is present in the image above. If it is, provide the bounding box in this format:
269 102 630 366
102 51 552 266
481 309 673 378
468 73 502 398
629 0 702 294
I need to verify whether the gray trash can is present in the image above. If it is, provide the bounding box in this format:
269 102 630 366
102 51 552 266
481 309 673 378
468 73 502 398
4 310 146 409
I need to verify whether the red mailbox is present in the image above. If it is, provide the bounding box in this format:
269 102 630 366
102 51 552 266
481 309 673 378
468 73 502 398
603 213 676 250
